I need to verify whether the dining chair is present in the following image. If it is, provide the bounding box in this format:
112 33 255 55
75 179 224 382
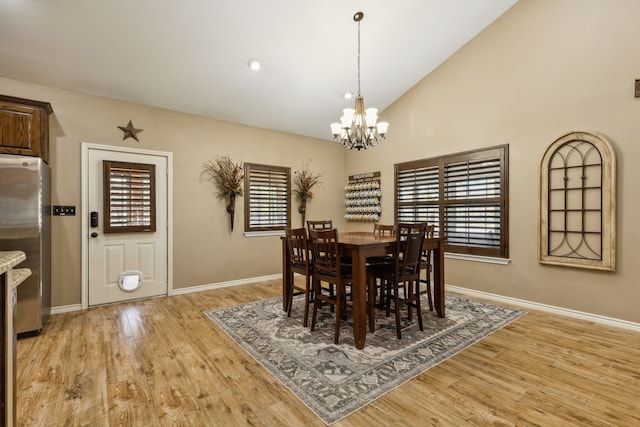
284 227 314 326
418 224 436 311
367 223 396 313
308 219 353 267
306 220 333 230
308 228 352 344
306 219 339 292
379 222 427 339
374 223 396 236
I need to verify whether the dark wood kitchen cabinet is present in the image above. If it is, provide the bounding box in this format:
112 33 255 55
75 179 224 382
0 95 53 163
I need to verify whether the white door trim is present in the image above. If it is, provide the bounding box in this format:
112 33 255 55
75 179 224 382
81 142 174 310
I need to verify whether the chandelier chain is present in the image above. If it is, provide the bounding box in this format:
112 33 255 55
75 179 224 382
357 19 361 97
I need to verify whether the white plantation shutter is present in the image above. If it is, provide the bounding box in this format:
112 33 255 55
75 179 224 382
395 145 508 258
244 163 290 232
103 160 156 233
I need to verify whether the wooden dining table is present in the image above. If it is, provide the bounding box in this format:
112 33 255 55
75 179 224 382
282 231 445 350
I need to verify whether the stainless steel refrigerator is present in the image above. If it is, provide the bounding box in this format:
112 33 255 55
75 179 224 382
0 154 51 335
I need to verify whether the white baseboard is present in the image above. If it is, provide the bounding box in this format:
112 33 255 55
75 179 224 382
50 304 82 315
50 274 281 313
447 284 640 332
169 274 282 296
51 278 640 333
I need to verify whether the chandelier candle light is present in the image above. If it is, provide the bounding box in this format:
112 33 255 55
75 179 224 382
331 11 389 150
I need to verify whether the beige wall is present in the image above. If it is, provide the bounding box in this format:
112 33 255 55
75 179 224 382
0 77 347 307
2 0 639 324
346 0 640 322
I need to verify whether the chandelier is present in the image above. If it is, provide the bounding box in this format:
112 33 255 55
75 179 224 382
330 11 389 150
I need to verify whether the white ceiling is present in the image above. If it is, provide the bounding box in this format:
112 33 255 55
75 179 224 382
0 0 517 142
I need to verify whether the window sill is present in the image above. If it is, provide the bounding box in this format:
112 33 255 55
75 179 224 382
243 230 285 238
445 252 511 265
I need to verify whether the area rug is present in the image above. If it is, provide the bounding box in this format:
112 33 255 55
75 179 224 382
204 294 525 425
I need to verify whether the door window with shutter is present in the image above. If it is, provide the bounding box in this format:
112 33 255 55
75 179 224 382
244 163 291 232
103 160 156 233
395 145 509 258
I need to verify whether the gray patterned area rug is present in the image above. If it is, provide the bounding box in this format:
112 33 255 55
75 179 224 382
204 294 525 425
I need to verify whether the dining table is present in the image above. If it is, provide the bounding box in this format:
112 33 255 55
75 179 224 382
282 231 445 350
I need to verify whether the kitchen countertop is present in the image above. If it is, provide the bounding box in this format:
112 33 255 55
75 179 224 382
10 268 31 289
0 251 26 275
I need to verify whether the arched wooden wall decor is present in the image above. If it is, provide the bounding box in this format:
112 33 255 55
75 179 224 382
539 131 616 271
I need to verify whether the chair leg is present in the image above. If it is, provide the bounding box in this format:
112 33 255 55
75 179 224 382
310 279 321 332
376 277 387 309
287 282 294 318
302 275 311 327
334 287 341 344
414 280 424 332
393 281 402 339
407 280 414 322
367 274 375 333
385 279 392 317
426 277 434 311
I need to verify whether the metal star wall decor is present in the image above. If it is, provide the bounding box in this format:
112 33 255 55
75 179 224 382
118 120 143 141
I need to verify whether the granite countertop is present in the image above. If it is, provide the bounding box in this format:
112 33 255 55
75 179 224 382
11 268 31 289
0 251 26 275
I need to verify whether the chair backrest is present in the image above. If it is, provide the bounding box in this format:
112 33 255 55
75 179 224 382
425 224 435 239
421 224 436 264
307 220 333 230
395 222 427 280
285 227 311 271
308 228 341 275
374 223 396 236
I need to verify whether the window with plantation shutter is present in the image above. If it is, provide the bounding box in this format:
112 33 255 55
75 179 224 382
395 145 508 258
103 160 156 233
396 164 440 231
244 163 291 232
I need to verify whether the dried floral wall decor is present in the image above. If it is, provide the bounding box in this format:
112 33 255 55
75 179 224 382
201 155 244 231
293 161 323 226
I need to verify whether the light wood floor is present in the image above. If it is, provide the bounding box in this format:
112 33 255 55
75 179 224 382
16 279 640 426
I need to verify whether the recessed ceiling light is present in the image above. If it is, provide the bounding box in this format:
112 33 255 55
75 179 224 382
247 58 261 71
343 91 353 100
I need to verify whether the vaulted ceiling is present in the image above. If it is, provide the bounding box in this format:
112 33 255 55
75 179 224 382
0 0 517 141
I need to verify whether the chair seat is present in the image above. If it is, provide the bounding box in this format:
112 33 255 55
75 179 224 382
367 255 394 264
340 256 353 265
316 265 352 278
292 261 312 271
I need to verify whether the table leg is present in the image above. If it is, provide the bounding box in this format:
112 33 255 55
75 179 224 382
281 238 291 312
351 250 367 350
433 240 445 317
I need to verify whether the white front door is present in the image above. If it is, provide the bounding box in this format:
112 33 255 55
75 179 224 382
85 145 170 306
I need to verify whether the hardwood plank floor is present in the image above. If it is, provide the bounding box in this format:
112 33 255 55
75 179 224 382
16 279 640 426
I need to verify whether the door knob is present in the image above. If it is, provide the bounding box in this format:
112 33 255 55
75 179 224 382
91 232 98 238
